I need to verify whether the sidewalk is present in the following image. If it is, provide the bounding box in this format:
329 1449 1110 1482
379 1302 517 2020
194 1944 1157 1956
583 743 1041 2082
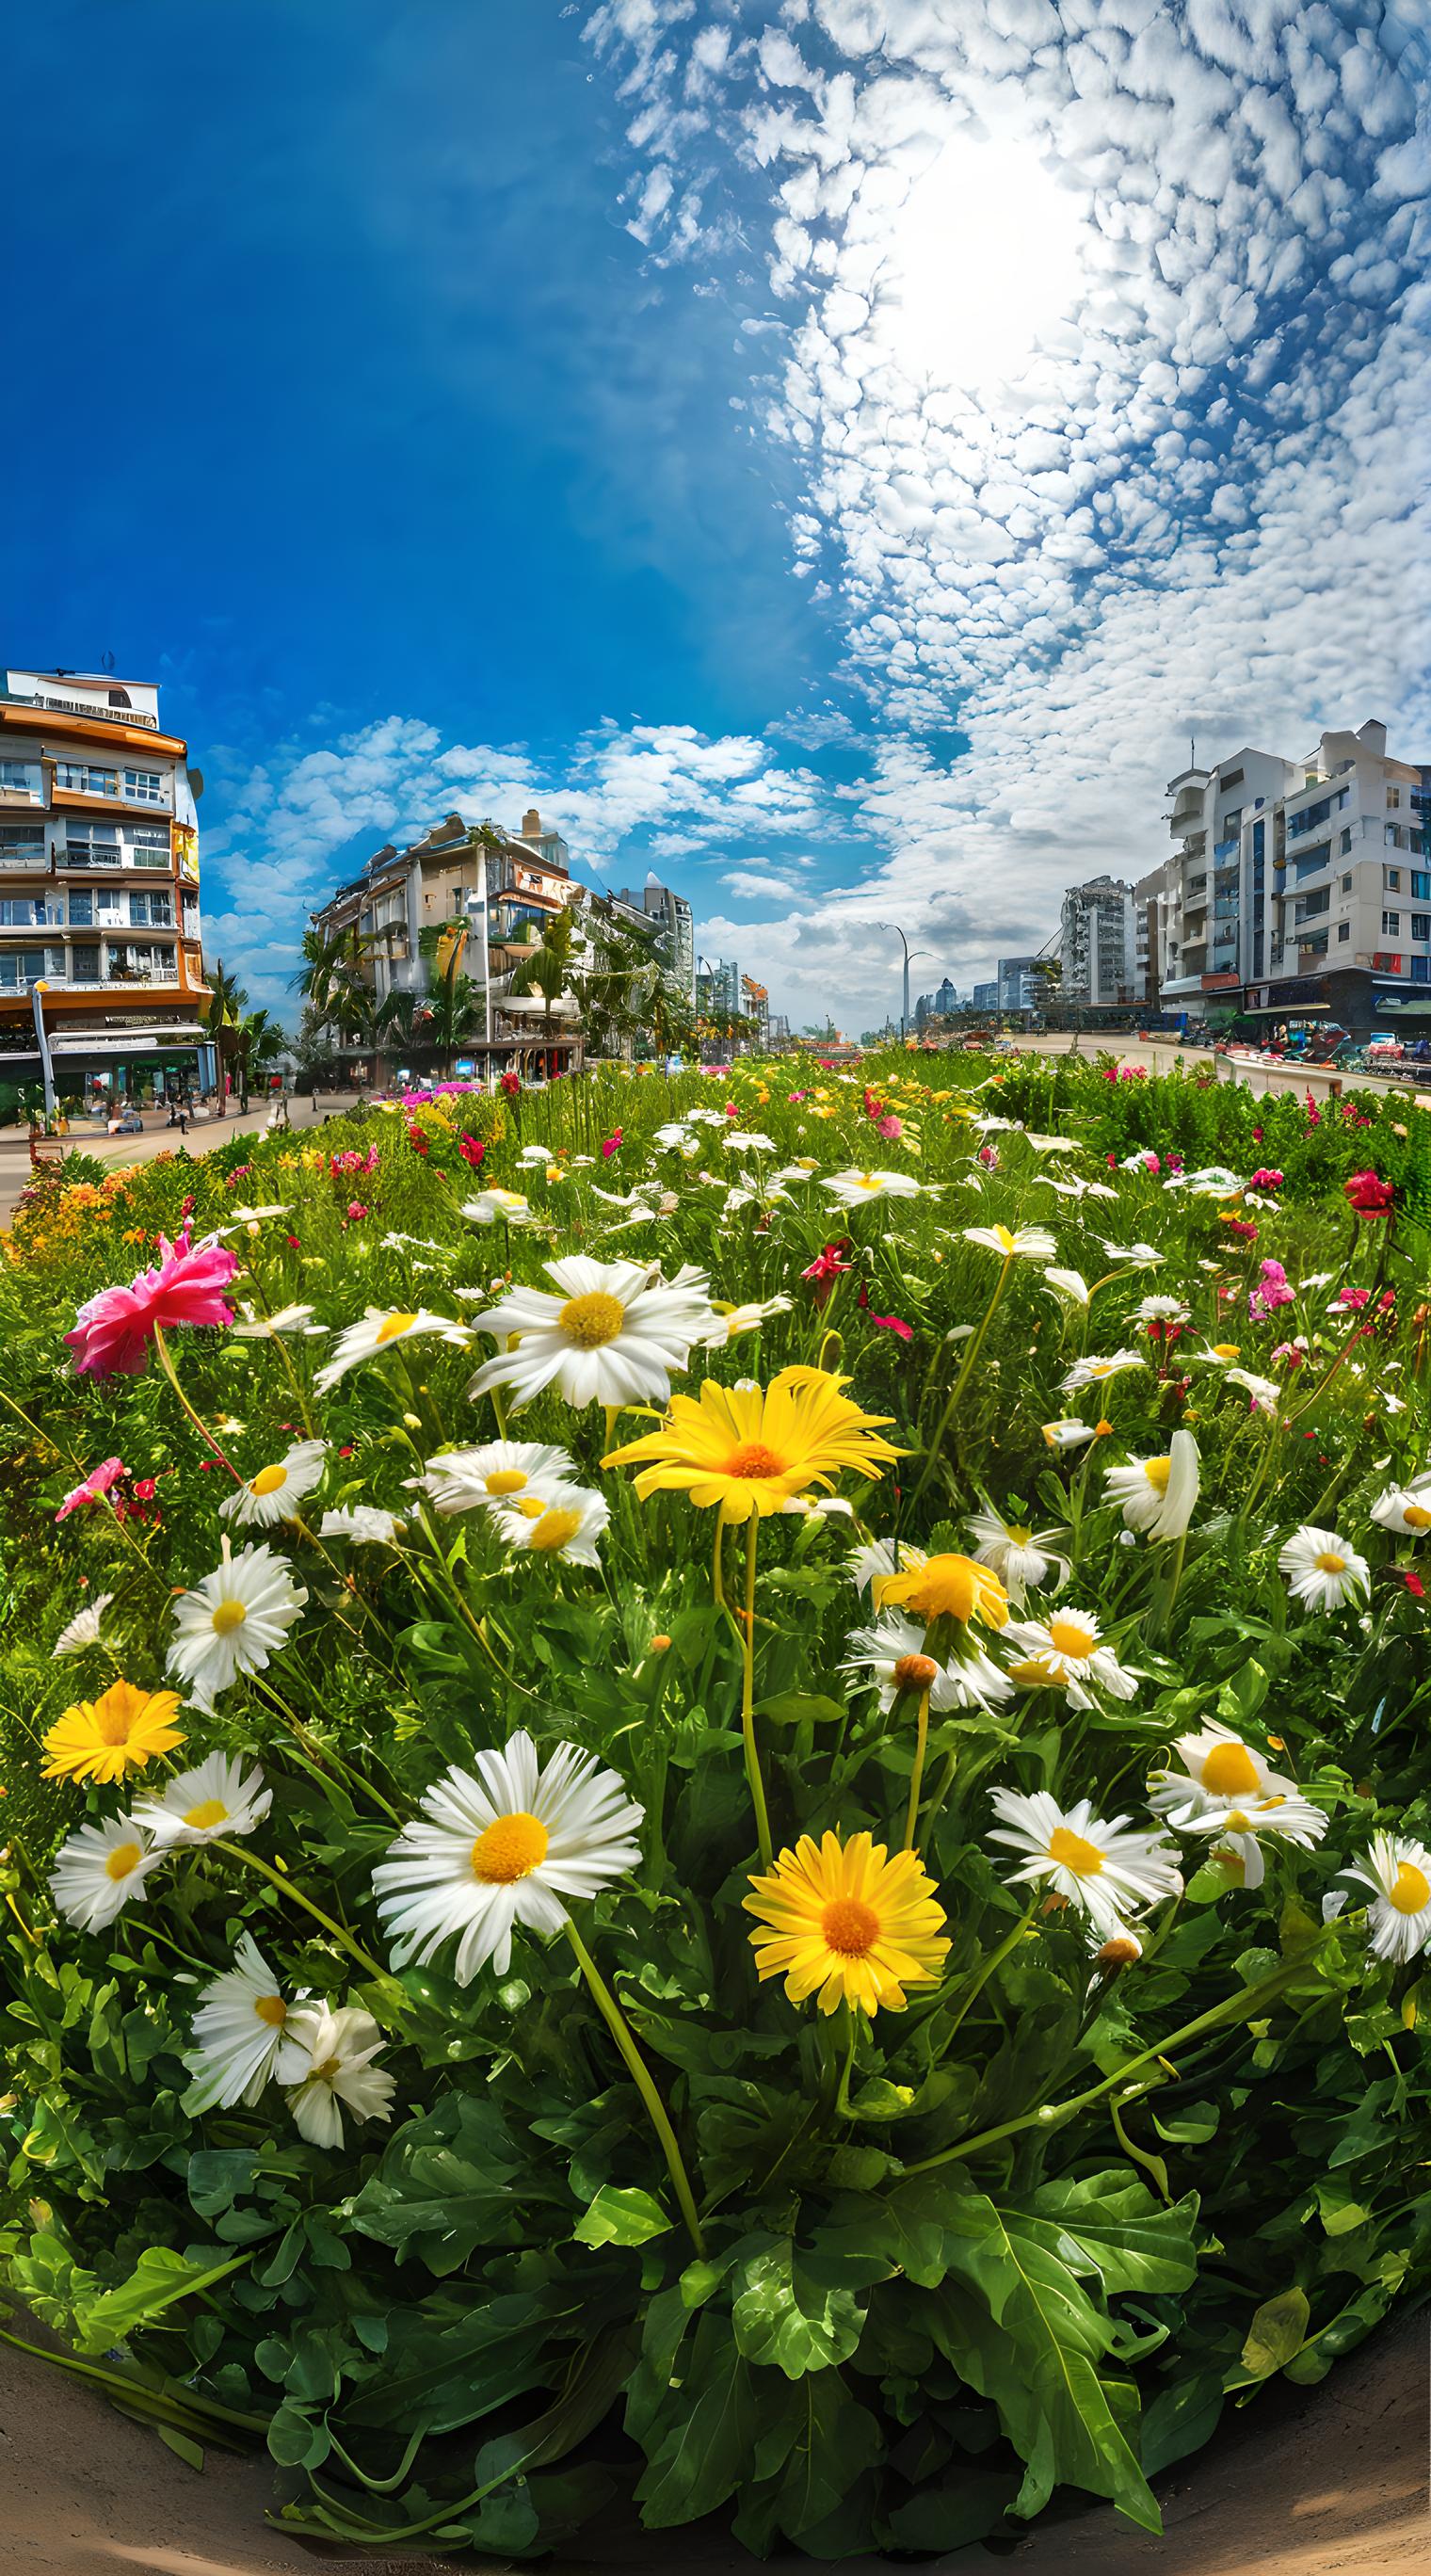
0 1094 370 1227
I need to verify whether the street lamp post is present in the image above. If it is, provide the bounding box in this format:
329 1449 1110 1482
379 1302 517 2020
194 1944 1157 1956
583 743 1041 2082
873 923 935 1041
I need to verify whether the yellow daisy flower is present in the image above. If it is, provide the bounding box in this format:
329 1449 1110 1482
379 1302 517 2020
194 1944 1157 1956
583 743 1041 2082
874 1551 1010 1632
41 1679 186 1785
745 1830 950 2016
603 1364 901 1521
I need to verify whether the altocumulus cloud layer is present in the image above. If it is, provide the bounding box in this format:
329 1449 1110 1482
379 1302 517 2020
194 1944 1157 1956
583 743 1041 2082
214 0 1430 1030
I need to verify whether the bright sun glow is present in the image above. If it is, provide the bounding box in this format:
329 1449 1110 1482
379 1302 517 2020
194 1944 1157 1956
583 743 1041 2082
876 139 1086 396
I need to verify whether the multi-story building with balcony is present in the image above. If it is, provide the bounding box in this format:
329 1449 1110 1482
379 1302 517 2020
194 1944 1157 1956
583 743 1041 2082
612 879 695 1002
1059 876 1136 1007
311 807 582 1077
0 668 211 1102
997 954 1043 1014
1161 721 1429 1038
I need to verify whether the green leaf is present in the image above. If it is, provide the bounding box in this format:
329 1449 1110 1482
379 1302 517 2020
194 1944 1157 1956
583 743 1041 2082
348 2093 525 2277
572 2184 673 2248
755 1691 846 1726
1010 2170 1200 2296
635 2314 764 2525
1240 2287 1310 2378
1139 2370 1225 2474
731 2238 870 2378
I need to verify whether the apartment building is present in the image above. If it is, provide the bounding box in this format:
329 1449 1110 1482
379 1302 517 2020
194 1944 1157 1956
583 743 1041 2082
697 958 742 1020
311 807 581 1076
997 954 1043 1013
612 879 695 1001
971 979 999 1011
1059 877 1136 1006
0 668 211 1102
1162 721 1429 1037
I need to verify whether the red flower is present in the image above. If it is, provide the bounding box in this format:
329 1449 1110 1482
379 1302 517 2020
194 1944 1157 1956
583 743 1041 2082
872 1312 914 1340
500 1070 522 1098
64 1232 240 1378
458 1134 486 1168
802 1243 852 1282
1406 1572 1425 1600
408 1122 429 1156
56 1457 127 1521
346 1201 368 1221
1344 1169 1393 1217
601 1130 623 1159
286 1234 301 1251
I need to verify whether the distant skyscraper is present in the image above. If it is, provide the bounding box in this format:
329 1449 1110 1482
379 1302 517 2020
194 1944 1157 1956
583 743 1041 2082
619 879 694 999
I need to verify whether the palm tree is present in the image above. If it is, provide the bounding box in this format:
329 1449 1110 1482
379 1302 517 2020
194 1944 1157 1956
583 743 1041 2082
506 907 579 1040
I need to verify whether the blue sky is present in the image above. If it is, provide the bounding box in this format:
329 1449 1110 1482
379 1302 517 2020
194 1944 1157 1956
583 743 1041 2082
7 1 1428 1030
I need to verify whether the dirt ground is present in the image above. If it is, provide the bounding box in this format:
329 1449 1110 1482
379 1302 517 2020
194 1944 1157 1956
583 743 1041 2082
1 2314 1425 2576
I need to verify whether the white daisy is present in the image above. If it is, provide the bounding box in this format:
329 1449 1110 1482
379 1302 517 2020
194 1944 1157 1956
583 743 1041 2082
460 1188 532 1225
53 1591 115 1656
406 1438 577 1515
284 2003 396 2148
1134 1295 1192 1325
652 1122 694 1151
493 1483 611 1567
183 1932 311 2110
1040 1418 1102 1451
1278 1524 1370 1612
373 1731 644 1985
963 1223 1057 1260
823 1169 925 1206
50 1813 163 1933
841 1615 1014 1711
1174 1788 1327 1889
318 1505 408 1545
517 1143 558 1165
1102 1430 1199 1540
1191 1341 1246 1367
1039 1175 1118 1202
1225 1367 1282 1409
967 1510 1069 1602
1370 1476 1431 1538
1097 1239 1166 1268
1060 1349 1147 1395
987 1787 1181 1931
465 1257 719 1411
1340 1833 1431 1965
1002 1608 1137 1707
220 1439 328 1530
314 1308 471 1394
135 1750 271 1847
167 1540 308 1710
1149 1722 1283 1821
1042 1269 1091 1307
697 1295 794 1347
230 1302 322 1340
723 1130 777 1153
216 1202 293 1238
1164 1166 1244 1197
847 1538 928 1595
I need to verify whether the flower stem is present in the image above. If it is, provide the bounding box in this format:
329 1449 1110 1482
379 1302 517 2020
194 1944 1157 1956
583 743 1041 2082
739 1521 772 1867
936 1895 1038 2045
214 1838 386 1980
910 1257 1012 1507
564 1915 705 2254
152 1324 244 1483
901 1687 932 1850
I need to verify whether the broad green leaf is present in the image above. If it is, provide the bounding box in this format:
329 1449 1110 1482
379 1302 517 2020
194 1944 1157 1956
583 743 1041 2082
1010 2171 1200 2296
572 2183 672 2247
1139 2370 1225 2475
1240 2287 1310 2378
635 2314 764 2525
731 2238 867 2378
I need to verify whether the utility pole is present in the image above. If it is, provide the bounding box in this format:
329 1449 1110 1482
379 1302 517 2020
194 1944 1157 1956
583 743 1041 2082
873 923 934 1040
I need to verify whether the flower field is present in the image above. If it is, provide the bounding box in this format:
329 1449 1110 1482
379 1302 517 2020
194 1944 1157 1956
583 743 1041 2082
1 1050 1429 2560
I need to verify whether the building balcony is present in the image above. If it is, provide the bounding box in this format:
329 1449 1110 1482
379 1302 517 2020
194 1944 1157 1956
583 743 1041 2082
2 686 160 733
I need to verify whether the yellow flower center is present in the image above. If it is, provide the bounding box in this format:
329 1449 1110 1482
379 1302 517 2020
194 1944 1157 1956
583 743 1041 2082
471 1811 550 1883
1008 1655 1059 1687
881 1553 1009 1630
1047 1615 1097 1660
1005 1524 1032 1546
1406 1505 1431 1530
1143 1457 1172 1493
1097 1935 1141 1969
527 1506 584 1553
1211 1343 1240 1360
821 1895 880 1956
992 1226 1016 1251
892 1652 939 1691
183 1797 229 1829
1047 1826 1104 1877
105 1840 143 1883
1200 1742 1262 1796
514 1494 547 1518
1223 1810 1254 1834
253 1994 288 2028
377 1312 418 1343
249 1464 289 1497
1314 1551 1346 1574
725 1441 789 1480
1390 1861 1430 1916
558 1290 626 1348
484 1469 528 1495
858 1172 876 1188
210 1600 249 1635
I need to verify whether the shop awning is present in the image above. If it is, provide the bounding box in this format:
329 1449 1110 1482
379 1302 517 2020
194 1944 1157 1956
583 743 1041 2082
1371 996 1431 1016
1241 1001 1329 1015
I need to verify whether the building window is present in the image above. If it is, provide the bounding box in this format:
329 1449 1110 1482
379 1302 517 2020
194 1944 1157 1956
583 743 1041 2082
0 897 61 926
0 820 45 864
62 823 122 866
1386 866 1402 889
55 760 119 797
130 825 170 868
1413 957 1430 983
1413 915 1431 942
0 760 40 799
1383 911 1401 936
1412 872 1430 901
70 942 100 979
1340 828 1352 855
1341 873 1353 893
122 767 165 804
1388 788 1401 809
1337 921 1350 942
129 891 173 927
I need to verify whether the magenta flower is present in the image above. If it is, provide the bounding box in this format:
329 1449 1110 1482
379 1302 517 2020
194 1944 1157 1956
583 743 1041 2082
346 1201 369 1221
871 1312 914 1341
600 1129 623 1160
64 1232 240 1378
1248 1258 1295 1320
56 1457 127 1521
876 1114 903 1141
1250 1167 1284 1190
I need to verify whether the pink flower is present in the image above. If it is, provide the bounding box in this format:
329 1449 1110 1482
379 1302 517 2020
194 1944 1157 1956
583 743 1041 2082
724 1103 738 1119
1345 1169 1394 1218
64 1232 240 1378
977 1142 1000 1168
180 1194 196 1219
1164 1152 1183 1173
1270 1342 1304 1368
346 1201 368 1221
1143 1152 1161 1175
56 1457 127 1521
601 1130 623 1160
876 1114 904 1141
1336 1287 1371 1312
1250 1168 1284 1190
1251 1127 1263 1142
871 1313 913 1341
1248 1258 1294 1320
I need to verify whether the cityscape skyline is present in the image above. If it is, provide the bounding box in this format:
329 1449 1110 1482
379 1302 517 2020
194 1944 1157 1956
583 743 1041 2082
5 3 1425 1037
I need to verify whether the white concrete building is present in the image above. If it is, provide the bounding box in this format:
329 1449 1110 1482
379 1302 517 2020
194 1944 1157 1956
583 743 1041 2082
1059 876 1135 1006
